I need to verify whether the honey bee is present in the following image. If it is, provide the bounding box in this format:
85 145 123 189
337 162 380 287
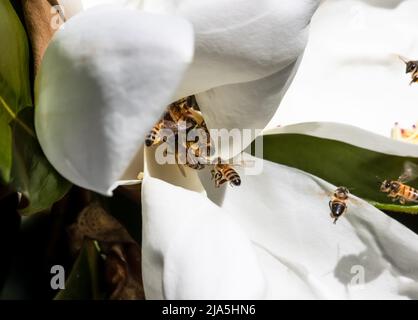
184 140 208 170
163 95 207 131
211 158 241 188
399 56 418 85
145 119 173 147
380 162 418 204
146 95 217 175
145 96 203 148
171 139 208 176
329 186 349 224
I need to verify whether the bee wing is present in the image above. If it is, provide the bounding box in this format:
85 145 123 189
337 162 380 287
398 55 409 64
348 197 362 207
227 158 257 169
398 161 418 183
161 120 179 133
315 190 334 200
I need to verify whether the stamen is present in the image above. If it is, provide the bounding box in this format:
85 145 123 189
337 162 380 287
392 121 418 144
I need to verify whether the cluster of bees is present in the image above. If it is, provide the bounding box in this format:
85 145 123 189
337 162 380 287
146 57 418 224
145 96 241 188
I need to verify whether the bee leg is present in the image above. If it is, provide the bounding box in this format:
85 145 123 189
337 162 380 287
387 191 397 198
388 193 397 201
211 169 216 180
219 179 228 187
328 201 333 210
399 197 406 205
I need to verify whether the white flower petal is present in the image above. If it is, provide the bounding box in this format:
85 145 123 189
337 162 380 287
142 174 267 300
57 0 84 19
142 155 418 299
35 7 194 195
144 146 205 194
141 0 320 97
269 0 418 136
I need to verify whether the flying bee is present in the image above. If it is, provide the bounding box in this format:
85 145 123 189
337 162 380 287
399 56 418 85
145 119 164 147
329 186 349 224
380 161 418 204
145 119 174 147
211 158 241 188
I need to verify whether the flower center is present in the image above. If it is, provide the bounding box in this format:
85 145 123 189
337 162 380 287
145 96 241 188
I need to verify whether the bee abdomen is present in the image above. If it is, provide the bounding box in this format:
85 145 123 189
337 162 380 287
225 168 238 179
330 201 347 217
409 187 418 201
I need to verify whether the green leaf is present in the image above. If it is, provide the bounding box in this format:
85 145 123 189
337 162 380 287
369 201 418 214
55 240 105 300
258 131 418 213
0 0 32 183
10 108 72 215
0 3 71 215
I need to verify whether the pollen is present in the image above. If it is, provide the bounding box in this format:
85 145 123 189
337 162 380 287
391 122 418 144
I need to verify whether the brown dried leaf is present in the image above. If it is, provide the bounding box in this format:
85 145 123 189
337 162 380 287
68 202 144 300
21 0 63 74
68 202 135 253
105 244 144 300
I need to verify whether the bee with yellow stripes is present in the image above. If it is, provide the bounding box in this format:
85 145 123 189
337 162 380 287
399 56 418 85
211 158 241 188
329 187 350 224
380 162 418 205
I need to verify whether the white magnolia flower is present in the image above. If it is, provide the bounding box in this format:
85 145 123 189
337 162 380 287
34 0 418 300
269 0 418 138
37 0 319 194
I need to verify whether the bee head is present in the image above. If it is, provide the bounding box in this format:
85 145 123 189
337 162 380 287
334 186 349 199
406 61 418 74
380 180 392 192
